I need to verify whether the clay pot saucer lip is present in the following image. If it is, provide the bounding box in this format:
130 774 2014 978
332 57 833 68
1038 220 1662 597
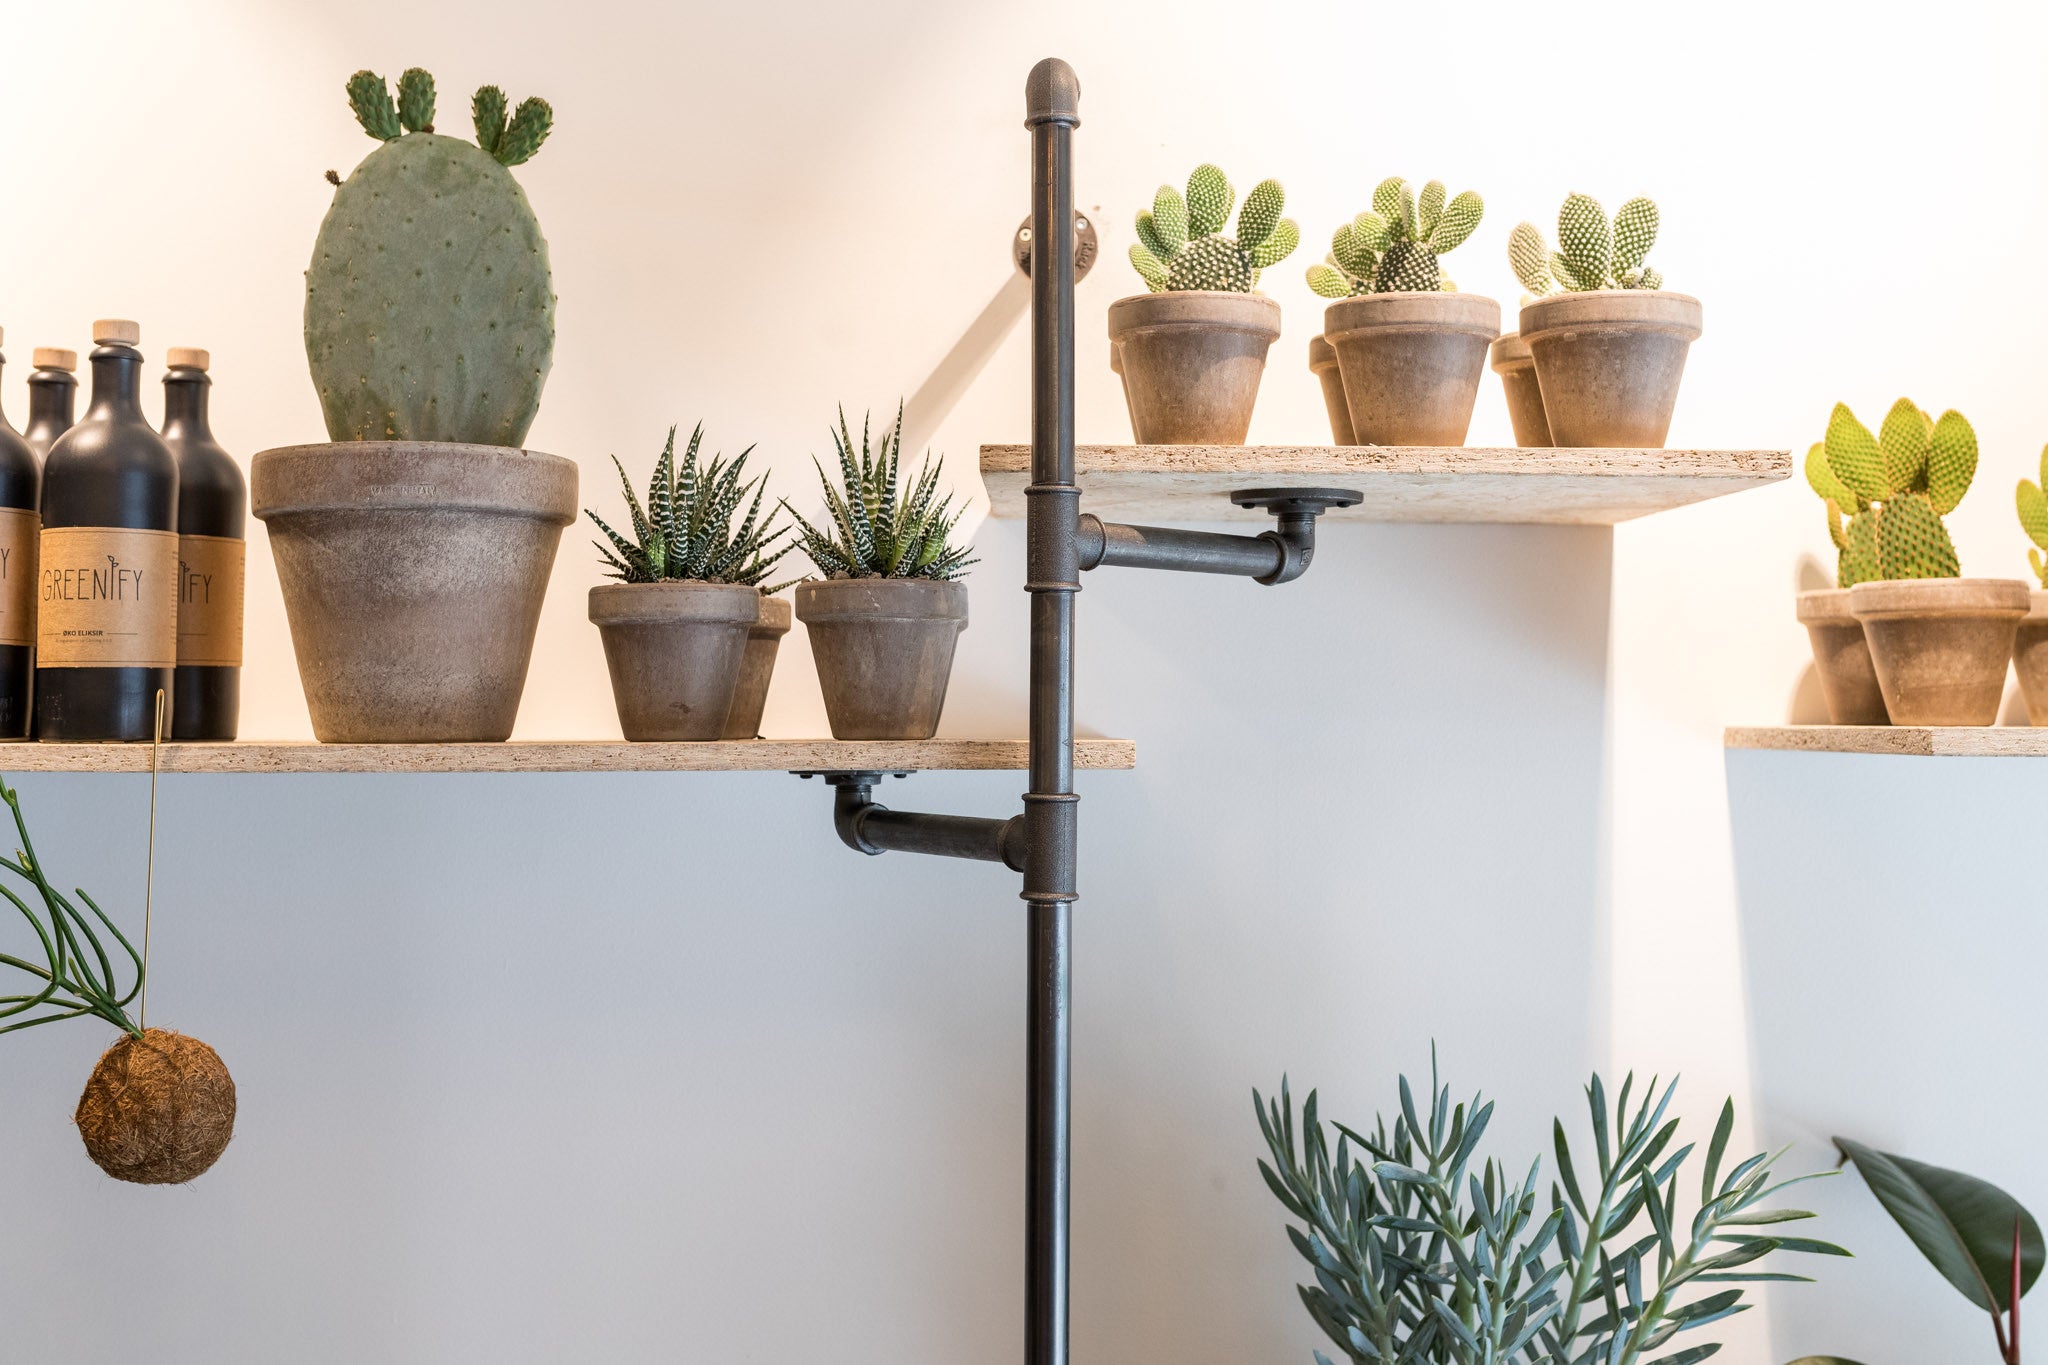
587 580 761 626
1323 290 1501 340
1108 290 1283 340
1518 289 1703 343
1848 576 2032 618
1795 586 1856 623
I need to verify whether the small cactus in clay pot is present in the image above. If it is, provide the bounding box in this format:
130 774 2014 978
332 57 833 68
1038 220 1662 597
2008 447 2048 723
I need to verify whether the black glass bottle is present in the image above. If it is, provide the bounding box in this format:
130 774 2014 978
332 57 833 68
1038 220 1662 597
23 348 77 459
36 321 179 741
161 348 243 740
0 331 41 739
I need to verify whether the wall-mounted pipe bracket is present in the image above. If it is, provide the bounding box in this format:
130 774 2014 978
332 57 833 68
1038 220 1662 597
797 770 1028 871
1077 485 1361 585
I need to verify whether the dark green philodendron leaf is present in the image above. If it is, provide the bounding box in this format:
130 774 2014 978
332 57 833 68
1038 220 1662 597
1835 1137 2043 1312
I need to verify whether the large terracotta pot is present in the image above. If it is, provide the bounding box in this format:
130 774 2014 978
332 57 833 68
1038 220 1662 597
795 578 968 740
589 582 758 741
1847 578 2030 726
252 442 577 742
1108 291 1281 445
1322 292 1500 446
1795 588 1888 725
2013 590 2048 724
722 593 792 739
1518 291 1702 448
1488 331 1552 448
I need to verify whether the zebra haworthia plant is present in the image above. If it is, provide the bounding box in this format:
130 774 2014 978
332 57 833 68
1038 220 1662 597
587 424 794 587
1807 400 1979 587
783 406 976 581
1307 177 1484 297
2016 446 2048 587
1129 164 1300 292
1510 193 1663 297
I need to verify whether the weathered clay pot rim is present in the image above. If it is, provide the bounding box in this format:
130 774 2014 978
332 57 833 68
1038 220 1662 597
1519 290 1704 344
1795 587 1855 624
251 441 578 523
1489 330 1533 370
795 577 968 622
1108 290 1282 341
588 581 760 626
1324 291 1501 341
1308 333 1338 371
1848 577 2032 619
754 593 793 632
2027 588 2048 622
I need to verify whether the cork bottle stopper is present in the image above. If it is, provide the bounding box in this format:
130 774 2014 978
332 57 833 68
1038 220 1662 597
93 319 141 346
33 348 77 372
166 347 210 371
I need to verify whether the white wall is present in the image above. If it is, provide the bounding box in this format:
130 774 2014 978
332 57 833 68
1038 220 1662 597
1 0 2043 1360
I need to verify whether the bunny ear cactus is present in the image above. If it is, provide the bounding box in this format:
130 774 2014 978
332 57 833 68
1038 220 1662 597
1129 164 1299 293
1810 400 1976 586
306 67 557 446
2016 446 2048 588
1307 176 1484 298
1510 193 1664 295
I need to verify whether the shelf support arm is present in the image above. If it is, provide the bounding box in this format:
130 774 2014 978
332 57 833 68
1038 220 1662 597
1076 486 1361 586
816 772 1027 870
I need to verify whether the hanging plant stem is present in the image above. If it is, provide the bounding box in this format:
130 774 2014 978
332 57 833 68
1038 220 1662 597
0 779 143 1038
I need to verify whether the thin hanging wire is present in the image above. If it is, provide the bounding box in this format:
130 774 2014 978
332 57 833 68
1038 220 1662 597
138 688 164 1033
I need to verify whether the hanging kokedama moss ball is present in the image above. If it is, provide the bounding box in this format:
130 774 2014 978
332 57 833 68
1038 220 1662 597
75 1029 236 1185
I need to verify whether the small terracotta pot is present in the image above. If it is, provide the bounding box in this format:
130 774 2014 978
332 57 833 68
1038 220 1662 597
1518 291 1703 448
1322 292 1500 446
2012 590 2048 725
251 442 577 742
796 578 968 740
1107 291 1282 445
1488 331 1552 448
1848 578 2030 726
589 582 758 741
1795 588 1889 725
722 593 793 739
1308 334 1355 445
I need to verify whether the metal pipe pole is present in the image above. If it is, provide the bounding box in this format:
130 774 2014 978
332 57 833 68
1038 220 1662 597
1023 56 1080 1365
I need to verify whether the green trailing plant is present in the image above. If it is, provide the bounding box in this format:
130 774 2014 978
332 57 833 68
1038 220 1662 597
308 66 556 445
1805 400 1978 586
1509 194 1663 296
1827 1140 2042 1365
1129 164 1300 292
2016 446 2048 587
586 424 794 588
0 779 143 1039
1307 177 1485 297
1257 1059 1847 1365
782 406 976 581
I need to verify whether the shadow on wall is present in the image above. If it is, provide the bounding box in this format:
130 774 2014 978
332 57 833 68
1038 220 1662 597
1727 750 2047 1362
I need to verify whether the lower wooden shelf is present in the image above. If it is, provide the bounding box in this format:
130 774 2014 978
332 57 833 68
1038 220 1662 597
1725 726 2048 757
0 738 1137 775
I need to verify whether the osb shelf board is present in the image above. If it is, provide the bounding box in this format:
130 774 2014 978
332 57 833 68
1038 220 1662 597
979 445 1790 525
1724 726 2048 757
0 738 1137 774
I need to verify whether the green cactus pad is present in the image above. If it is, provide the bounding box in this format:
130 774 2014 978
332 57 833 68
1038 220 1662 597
1250 218 1299 270
1373 240 1441 293
1508 223 1551 294
1824 496 1847 551
1185 166 1232 237
1306 263 1357 298
1128 165 1285 293
1558 194 1613 292
494 97 553 167
1237 180 1286 251
1150 187 1189 255
1164 235 1252 291
1135 211 1170 263
1416 181 1447 240
1806 440 1859 512
2016 479 2048 587
1925 409 1978 514
472 85 508 155
1840 508 1881 586
306 130 554 444
1430 191 1484 253
1612 197 1659 274
1876 491 1960 578
396 68 435 133
1825 404 1889 502
347 70 403 141
1876 397 1931 498
1130 242 1169 291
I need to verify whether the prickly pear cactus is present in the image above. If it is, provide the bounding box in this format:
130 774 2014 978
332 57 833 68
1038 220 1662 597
1306 177 1483 298
2017 444 2048 587
1809 399 1976 585
306 67 556 445
1509 193 1663 296
1129 165 1299 293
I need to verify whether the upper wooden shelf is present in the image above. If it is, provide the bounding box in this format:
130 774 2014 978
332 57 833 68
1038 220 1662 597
980 445 1790 526
1725 726 2047 757
0 738 1136 775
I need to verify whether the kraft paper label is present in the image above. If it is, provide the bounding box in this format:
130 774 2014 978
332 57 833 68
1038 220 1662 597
177 534 245 667
37 526 179 668
0 507 38 648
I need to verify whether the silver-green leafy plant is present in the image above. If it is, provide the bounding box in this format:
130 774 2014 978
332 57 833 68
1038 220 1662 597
1307 177 1484 297
2016 446 2048 587
1257 1060 1847 1365
0 780 143 1039
782 406 976 581
1129 164 1300 292
1807 400 1978 586
1510 194 1662 296
587 424 794 588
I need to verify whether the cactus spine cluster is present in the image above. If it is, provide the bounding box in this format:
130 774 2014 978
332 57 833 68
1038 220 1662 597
2017 447 2048 587
1510 193 1662 296
1129 165 1299 292
1807 399 1978 586
306 67 557 446
1306 177 1483 297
